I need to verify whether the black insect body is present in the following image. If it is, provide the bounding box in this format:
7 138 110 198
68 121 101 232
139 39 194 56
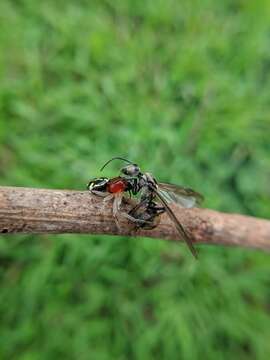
87 175 154 230
95 157 204 258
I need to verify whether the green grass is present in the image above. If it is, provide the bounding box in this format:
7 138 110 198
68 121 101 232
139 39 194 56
1 0 270 359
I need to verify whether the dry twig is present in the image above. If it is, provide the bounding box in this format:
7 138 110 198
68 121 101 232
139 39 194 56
0 186 270 252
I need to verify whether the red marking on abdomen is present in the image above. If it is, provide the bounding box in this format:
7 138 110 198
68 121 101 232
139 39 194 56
107 178 127 193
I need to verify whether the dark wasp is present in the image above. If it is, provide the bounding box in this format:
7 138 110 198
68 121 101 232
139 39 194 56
88 157 203 258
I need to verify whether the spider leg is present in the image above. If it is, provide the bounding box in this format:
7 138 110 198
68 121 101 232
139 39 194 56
148 205 165 215
126 197 160 228
132 201 165 230
129 197 149 217
119 212 152 225
111 194 152 228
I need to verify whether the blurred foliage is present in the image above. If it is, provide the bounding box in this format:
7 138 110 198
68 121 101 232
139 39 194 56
0 0 270 359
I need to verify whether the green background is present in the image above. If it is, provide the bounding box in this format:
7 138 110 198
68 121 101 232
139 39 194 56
1 1 270 359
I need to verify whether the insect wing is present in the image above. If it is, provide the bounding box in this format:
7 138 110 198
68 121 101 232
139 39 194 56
148 185 198 259
158 182 203 208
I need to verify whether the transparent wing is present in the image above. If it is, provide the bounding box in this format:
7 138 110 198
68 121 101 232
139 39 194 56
158 182 204 208
151 187 198 259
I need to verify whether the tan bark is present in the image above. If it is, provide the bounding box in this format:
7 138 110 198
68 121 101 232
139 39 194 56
0 186 270 252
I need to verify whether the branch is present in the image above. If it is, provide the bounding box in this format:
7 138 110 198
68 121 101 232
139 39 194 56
0 186 270 251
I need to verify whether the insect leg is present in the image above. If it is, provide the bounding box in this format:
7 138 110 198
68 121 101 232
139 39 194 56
112 193 123 231
102 194 115 203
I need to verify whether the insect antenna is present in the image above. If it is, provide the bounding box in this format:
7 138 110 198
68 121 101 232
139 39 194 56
100 157 134 171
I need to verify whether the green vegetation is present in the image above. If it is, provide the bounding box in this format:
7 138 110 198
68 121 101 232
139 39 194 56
1 1 270 359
